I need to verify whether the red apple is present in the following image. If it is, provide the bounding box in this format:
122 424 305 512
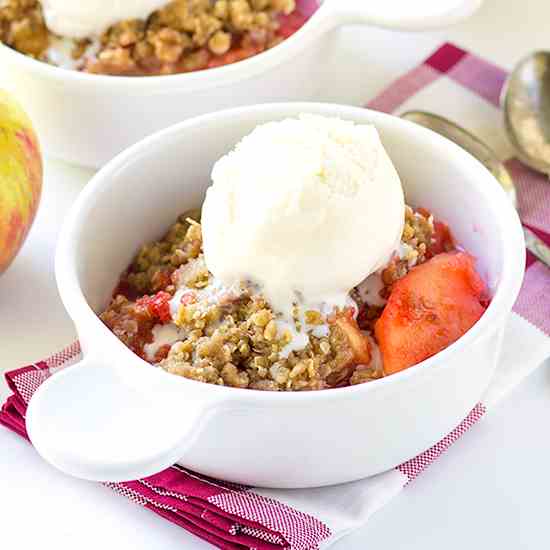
0 89 42 274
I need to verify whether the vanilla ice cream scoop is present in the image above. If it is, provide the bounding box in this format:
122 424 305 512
201 114 405 317
42 0 169 39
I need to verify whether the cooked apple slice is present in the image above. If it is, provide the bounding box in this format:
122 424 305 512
333 312 371 366
375 252 487 375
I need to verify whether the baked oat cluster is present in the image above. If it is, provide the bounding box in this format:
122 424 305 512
381 206 434 292
0 0 305 75
0 0 48 58
100 206 439 391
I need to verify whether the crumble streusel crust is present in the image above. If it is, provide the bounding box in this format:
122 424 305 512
0 0 302 75
100 206 437 391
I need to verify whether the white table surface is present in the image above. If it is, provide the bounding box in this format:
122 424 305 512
1 1 550 548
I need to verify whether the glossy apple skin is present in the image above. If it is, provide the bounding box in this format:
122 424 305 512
0 89 42 275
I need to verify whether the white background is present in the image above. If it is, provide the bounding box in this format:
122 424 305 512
1 0 550 548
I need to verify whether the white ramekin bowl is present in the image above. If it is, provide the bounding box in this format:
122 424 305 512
27 102 524 488
0 0 482 168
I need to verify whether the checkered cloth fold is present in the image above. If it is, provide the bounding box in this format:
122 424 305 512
2 43 550 549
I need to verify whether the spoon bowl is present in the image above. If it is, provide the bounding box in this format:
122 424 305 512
501 51 550 175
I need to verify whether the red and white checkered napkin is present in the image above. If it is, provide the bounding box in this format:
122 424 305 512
2 44 550 550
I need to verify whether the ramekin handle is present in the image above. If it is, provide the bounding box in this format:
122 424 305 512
317 0 482 31
26 355 218 482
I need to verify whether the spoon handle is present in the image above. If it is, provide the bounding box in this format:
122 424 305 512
523 227 550 268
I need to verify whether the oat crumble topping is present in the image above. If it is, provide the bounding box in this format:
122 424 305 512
0 0 306 75
100 205 441 391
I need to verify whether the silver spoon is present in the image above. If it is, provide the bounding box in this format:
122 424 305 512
501 51 550 175
401 110 550 268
